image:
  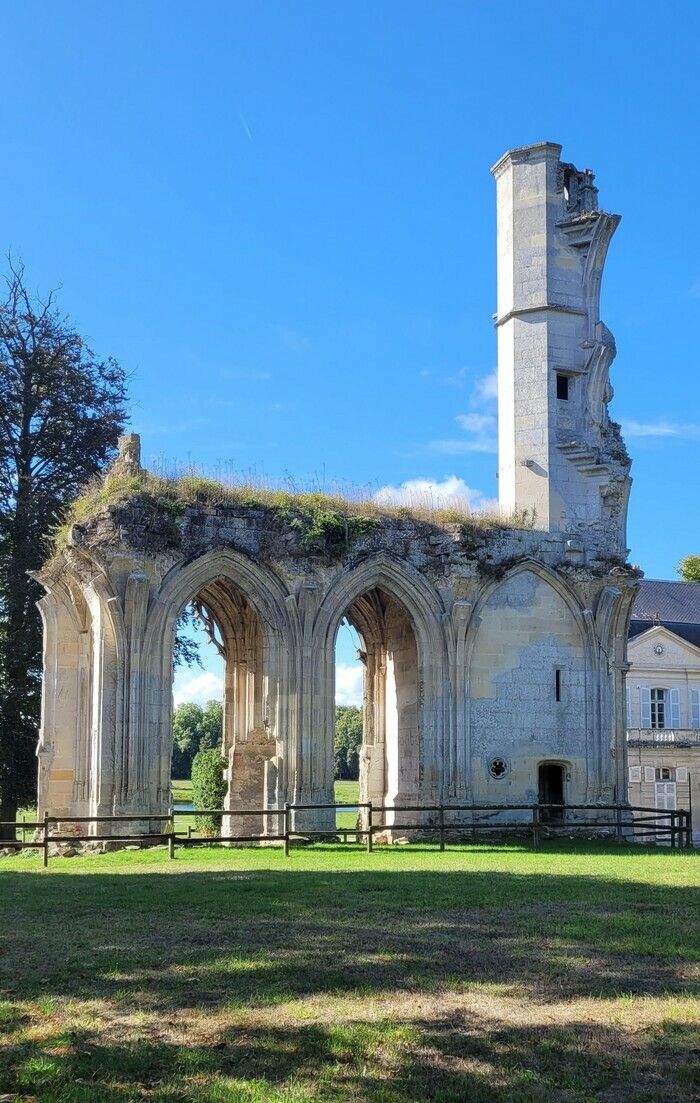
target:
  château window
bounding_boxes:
[556,374,569,400]
[650,688,667,729]
[555,668,562,702]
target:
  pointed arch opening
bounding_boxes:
[311,557,448,831]
[139,551,293,837]
[333,586,421,819]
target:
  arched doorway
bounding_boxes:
[171,577,274,837]
[333,586,421,825]
[140,550,293,837]
[538,762,566,823]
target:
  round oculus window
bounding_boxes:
[488,758,508,779]
[653,644,665,655]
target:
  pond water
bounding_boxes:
[174,801,194,812]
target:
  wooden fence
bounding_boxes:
[0,801,693,866]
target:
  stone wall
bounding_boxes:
[35,503,638,835]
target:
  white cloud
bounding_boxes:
[336,663,363,707]
[173,671,224,708]
[475,370,498,401]
[430,435,497,454]
[429,371,499,455]
[455,412,496,433]
[621,419,700,439]
[374,475,496,514]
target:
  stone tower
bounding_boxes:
[492,142,631,558]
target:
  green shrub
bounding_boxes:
[191,748,227,836]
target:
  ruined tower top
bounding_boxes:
[491,141,631,556]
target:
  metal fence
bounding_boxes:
[0,801,693,866]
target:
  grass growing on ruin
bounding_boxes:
[1,841,698,1102]
[51,466,510,557]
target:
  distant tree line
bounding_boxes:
[171,700,223,778]
[334,705,362,780]
[172,700,362,782]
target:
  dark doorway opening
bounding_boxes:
[538,763,565,823]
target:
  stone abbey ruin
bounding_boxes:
[35,142,639,836]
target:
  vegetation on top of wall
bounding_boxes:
[51,467,508,559]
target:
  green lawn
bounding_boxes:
[333,780,360,832]
[172,779,193,804]
[169,780,360,835]
[0,841,698,1102]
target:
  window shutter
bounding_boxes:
[628,765,641,783]
[670,688,680,727]
[626,686,632,725]
[639,687,651,728]
[676,766,688,784]
[691,689,700,729]
[644,765,655,783]
[655,781,676,811]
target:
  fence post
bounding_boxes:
[366,802,373,853]
[21,816,26,844]
[43,811,50,868]
[439,805,445,852]
[168,813,175,860]
[615,804,623,843]
[284,802,290,857]
[531,805,539,851]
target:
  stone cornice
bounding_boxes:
[494,303,587,327]
[491,141,562,178]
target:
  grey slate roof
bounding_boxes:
[629,579,700,649]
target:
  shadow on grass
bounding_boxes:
[2,1014,698,1101]
[1,868,699,1004]
[0,862,698,1100]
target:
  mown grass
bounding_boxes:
[0,841,698,1102]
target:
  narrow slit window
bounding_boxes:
[556,374,569,400]
[555,668,562,702]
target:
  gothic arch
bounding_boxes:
[137,549,297,822]
[303,554,449,814]
[464,560,599,803]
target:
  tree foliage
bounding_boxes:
[0,261,127,832]
[173,604,203,670]
[334,705,362,780]
[171,699,223,778]
[678,555,700,582]
[191,747,227,835]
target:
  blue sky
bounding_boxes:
[3,1,699,704]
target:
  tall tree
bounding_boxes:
[0,261,127,834]
[678,555,700,583]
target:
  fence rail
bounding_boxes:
[0,801,693,866]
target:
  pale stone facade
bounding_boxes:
[35,143,639,836]
[626,581,700,843]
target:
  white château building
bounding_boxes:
[627,579,700,841]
